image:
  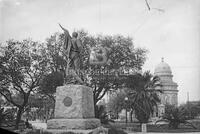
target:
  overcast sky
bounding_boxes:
[0,0,200,104]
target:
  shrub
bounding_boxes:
[25,129,41,134]
[25,130,77,134]
[108,127,127,134]
[0,107,16,127]
[95,105,114,124]
[156,104,197,129]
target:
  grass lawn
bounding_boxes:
[2,120,200,133]
[104,121,200,133]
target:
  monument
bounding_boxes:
[47,24,101,132]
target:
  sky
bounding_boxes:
[0,0,200,104]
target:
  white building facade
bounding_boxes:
[154,58,178,117]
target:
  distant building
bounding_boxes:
[154,58,179,117]
[103,58,179,121]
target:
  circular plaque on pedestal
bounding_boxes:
[63,96,72,107]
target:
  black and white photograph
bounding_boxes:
[0,0,200,133]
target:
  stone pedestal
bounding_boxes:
[47,85,101,130]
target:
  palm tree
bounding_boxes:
[155,104,197,129]
[124,71,162,123]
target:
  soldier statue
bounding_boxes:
[59,24,84,85]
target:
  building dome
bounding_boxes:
[154,58,172,76]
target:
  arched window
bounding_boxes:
[165,95,169,104]
[172,94,177,105]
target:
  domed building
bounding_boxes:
[154,58,178,117]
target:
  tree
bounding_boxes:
[124,71,162,123]
[0,39,48,129]
[179,101,200,119]
[40,30,147,118]
[107,90,128,120]
[37,32,66,100]
[80,31,147,108]
[38,71,64,103]
[0,107,12,127]
[187,101,200,119]
[27,93,55,122]
[156,104,197,129]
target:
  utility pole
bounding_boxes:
[124,97,128,125]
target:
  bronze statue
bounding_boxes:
[59,24,84,85]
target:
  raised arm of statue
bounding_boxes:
[58,23,70,37]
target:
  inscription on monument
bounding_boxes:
[63,96,72,107]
